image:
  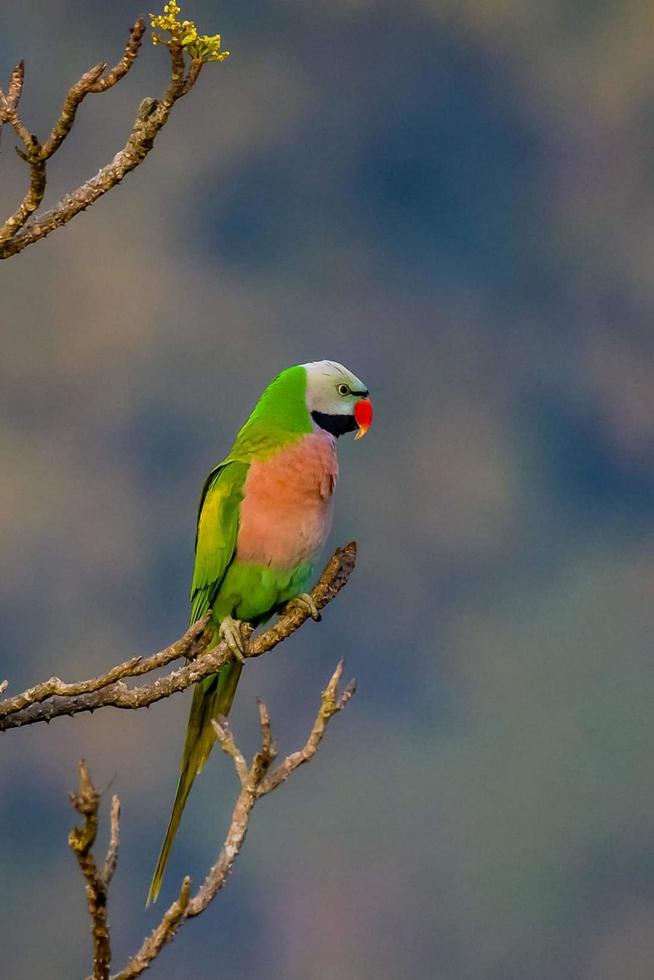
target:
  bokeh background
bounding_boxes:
[2,1,654,977]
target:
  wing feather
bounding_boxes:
[189,460,249,625]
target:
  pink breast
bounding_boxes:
[236,432,338,567]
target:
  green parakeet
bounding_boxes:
[147,360,372,904]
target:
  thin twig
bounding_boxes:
[0,544,357,731]
[256,698,276,765]
[41,62,108,160]
[181,58,204,96]
[0,79,46,244]
[212,716,249,786]
[41,17,145,165]
[89,19,146,92]
[0,78,32,146]
[112,661,356,978]
[7,61,25,108]
[257,661,356,795]
[190,659,355,916]
[103,796,121,886]
[69,762,114,980]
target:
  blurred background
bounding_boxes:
[2,1,654,977]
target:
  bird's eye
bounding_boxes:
[337,383,350,396]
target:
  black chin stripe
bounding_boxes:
[311,410,358,437]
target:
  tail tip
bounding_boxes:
[146,880,160,908]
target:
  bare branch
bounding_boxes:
[212,716,249,786]
[69,761,113,980]
[256,698,277,765]
[103,796,121,886]
[0,148,46,244]
[0,544,357,732]
[0,14,227,259]
[112,662,355,977]
[0,613,211,722]
[112,877,191,980]
[258,660,357,795]
[164,41,186,104]
[40,62,109,160]
[187,660,355,916]
[0,72,32,146]
[41,18,145,164]
[89,19,146,93]
[7,61,25,108]
[181,58,204,96]
[0,78,46,244]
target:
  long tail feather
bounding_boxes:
[147,660,243,905]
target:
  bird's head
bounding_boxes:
[303,360,373,440]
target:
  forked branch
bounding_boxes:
[69,762,121,980]
[0,4,229,259]
[70,663,355,979]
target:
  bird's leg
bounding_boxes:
[287,592,322,622]
[219,616,248,662]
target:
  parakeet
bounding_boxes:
[147,360,372,904]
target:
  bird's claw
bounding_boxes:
[219,616,248,662]
[288,592,322,622]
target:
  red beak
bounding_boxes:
[354,398,373,439]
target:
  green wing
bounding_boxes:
[189,459,249,626]
[147,459,249,907]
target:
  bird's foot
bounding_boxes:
[219,616,248,662]
[288,592,321,622]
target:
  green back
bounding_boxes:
[189,365,312,625]
[228,364,312,462]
